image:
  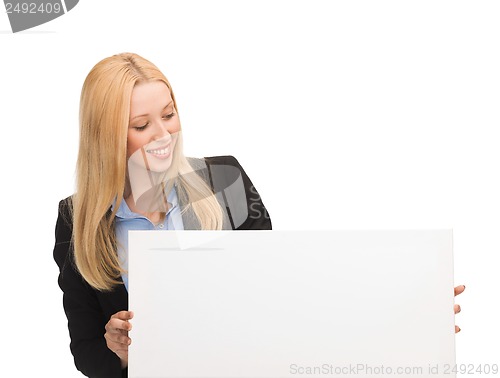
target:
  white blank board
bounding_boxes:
[129,230,456,378]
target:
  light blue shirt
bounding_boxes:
[112,187,184,291]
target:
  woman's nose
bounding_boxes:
[152,119,172,139]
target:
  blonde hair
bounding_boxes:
[73,52,224,291]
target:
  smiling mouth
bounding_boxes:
[146,144,171,158]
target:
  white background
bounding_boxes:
[0,0,498,377]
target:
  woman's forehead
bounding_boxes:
[130,81,172,114]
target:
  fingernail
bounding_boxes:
[462,285,466,290]
[458,327,461,332]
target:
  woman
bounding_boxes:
[54,52,465,378]
[53,52,272,378]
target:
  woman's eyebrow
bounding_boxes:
[130,101,173,121]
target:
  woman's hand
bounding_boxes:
[104,310,134,369]
[454,285,465,333]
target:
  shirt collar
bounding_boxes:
[112,185,179,220]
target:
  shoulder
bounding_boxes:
[195,155,272,230]
[58,195,73,218]
[55,196,73,237]
[53,195,74,270]
[185,155,248,186]
[202,155,250,180]
[202,155,241,167]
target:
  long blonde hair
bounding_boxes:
[72,52,224,291]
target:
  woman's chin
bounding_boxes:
[147,155,174,173]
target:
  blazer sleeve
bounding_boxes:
[53,199,126,378]
[205,155,272,230]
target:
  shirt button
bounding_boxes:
[158,223,164,229]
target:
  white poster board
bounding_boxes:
[129,230,455,378]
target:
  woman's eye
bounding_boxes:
[163,112,175,120]
[134,123,148,131]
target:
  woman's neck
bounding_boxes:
[124,194,168,225]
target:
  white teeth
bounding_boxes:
[147,146,170,155]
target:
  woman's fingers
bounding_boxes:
[104,310,133,368]
[104,332,131,348]
[106,311,134,332]
[453,287,464,334]
[112,310,134,321]
[105,310,134,354]
[104,328,131,344]
[111,310,134,329]
[106,317,132,333]
[454,285,466,296]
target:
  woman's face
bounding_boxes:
[127,81,180,172]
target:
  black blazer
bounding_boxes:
[53,156,272,378]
